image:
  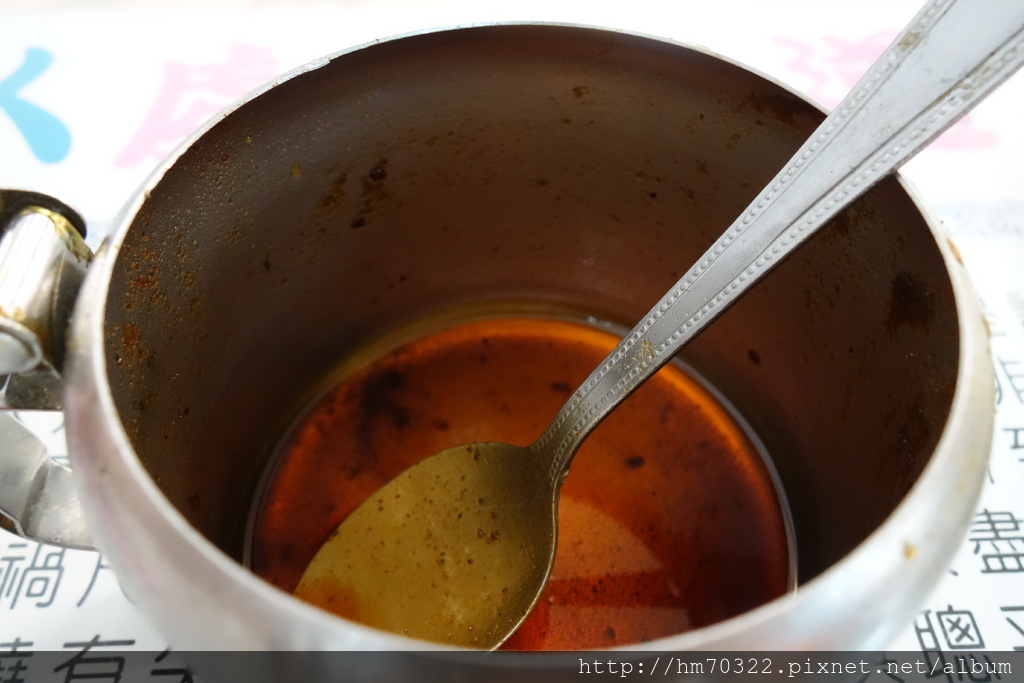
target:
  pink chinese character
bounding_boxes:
[115,44,280,168]
[775,32,996,151]
[776,32,895,109]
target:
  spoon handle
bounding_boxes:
[534,0,1024,481]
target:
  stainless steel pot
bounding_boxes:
[0,22,994,676]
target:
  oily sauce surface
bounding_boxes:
[250,317,790,650]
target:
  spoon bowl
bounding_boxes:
[296,442,555,648]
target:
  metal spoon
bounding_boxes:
[294,0,1024,649]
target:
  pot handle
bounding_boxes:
[0,190,93,549]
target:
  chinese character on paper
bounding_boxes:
[1005,427,1024,453]
[995,357,1024,407]
[914,609,957,682]
[115,44,280,168]
[76,553,118,608]
[971,509,1024,573]
[774,32,995,150]
[0,47,71,163]
[776,31,895,108]
[936,605,986,650]
[1002,606,1024,652]
[0,543,65,609]
[55,635,135,683]
[0,638,34,683]
[150,649,194,683]
[914,609,1000,683]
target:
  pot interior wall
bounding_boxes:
[102,25,958,585]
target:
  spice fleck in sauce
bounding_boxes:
[250,317,791,650]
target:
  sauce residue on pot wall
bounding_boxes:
[250,317,791,650]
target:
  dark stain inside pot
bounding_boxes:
[248,315,793,650]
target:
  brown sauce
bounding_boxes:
[249,317,791,650]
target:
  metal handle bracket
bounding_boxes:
[0,190,94,548]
